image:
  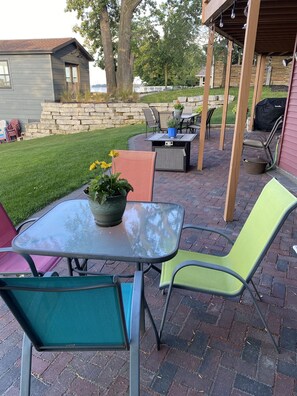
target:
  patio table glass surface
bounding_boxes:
[12,200,185,264]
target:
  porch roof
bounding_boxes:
[203,0,297,56]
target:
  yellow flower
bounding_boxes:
[89,162,97,171]
[109,150,119,158]
[100,161,112,169]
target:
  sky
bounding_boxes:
[2,0,106,85]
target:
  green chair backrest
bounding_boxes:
[0,275,132,351]
[228,178,297,281]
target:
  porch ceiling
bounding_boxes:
[204,0,297,56]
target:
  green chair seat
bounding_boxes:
[160,250,243,296]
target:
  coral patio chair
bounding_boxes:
[0,271,147,396]
[159,178,297,352]
[0,203,61,277]
[112,150,156,202]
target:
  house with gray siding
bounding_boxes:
[0,38,93,128]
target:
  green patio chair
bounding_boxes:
[0,272,145,396]
[159,178,297,352]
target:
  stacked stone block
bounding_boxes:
[24,96,234,139]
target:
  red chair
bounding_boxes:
[6,119,21,141]
[112,150,156,202]
[0,203,61,276]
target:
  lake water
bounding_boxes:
[91,85,107,93]
[91,85,177,93]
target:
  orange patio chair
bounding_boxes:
[112,150,156,202]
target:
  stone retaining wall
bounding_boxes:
[24,95,234,139]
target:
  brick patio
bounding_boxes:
[0,128,297,395]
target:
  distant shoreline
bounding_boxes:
[91,85,107,93]
[91,85,185,93]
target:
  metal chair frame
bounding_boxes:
[0,272,145,396]
[243,115,284,165]
[188,108,216,138]
[143,108,159,137]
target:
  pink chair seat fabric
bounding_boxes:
[0,203,61,276]
[0,251,60,275]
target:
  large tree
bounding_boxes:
[133,0,203,87]
[66,0,143,94]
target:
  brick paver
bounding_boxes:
[1,128,297,395]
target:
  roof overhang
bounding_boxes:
[0,38,94,61]
[202,0,297,56]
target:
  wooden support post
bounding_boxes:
[219,40,233,150]
[197,26,215,170]
[224,0,261,222]
[249,54,266,131]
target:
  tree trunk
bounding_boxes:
[164,64,168,88]
[100,5,117,94]
[117,0,142,94]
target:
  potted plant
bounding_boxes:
[85,150,133,227]
[194,105,203,115]
[173,100,184,117]
[167,118,180,138]
[232,104,251,131]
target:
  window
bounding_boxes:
[65,64,79,83]
[0,61,11,88]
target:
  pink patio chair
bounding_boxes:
[0,203,61,276]
[6,119,21,141]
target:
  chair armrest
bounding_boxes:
[43,271,60,277]
[0,247,13,253]
[16,218,39,233]
[0,247,39,276]
[171,260,246,290]
[182,224,234,245]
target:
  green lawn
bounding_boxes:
[141,86,288,124]
[2,85,288,224]
[0,125,144,224]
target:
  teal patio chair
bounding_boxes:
[159,178,297,352]
[0,272,147,396]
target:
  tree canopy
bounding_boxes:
[66,0,204,92]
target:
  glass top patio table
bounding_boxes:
[12,200,185,264]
